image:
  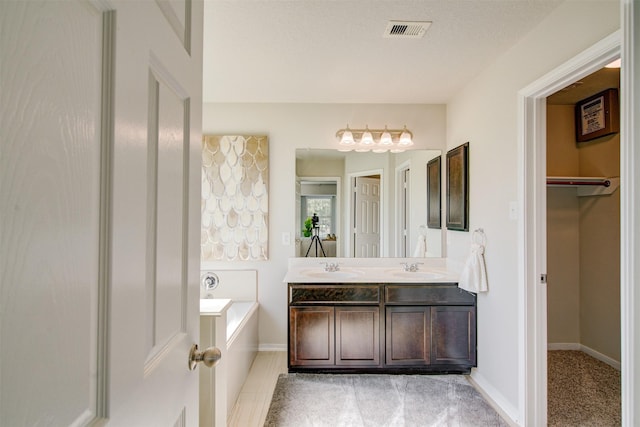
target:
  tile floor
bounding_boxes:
[227,351,288,427]
[225,350,621,427]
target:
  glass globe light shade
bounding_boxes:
[379,128,393,146]
[360,129,374,145]
[399,128,413,146]
[340,129,355,145]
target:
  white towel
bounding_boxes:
[458,243,488,293]
[413,235,427,257]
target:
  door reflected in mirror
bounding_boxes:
[295,149,442,258]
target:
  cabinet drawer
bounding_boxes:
[385,284,475,305]
[290,285,380,304]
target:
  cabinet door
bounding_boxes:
[289,306,335,366]
[336,306,380,366]
[431,306,476,366]
[385,306,431,366]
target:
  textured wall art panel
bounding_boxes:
[201,135,269,261]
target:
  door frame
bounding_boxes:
[395,161,411,257]
[518,29,635,425]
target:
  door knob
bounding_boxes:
[188,344,221,370]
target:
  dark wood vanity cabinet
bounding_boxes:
[385,284,476,369]
[288,285,381,369]
[288,282,476,373]
[385,306,431,366]
[431,305,476,366]
[289,306,335,366]
[335,306,380,366]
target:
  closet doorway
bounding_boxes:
[545,63,621,426]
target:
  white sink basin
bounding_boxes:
[386,270,444,281]
[299,269,364,280]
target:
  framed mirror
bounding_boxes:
[427,156,442,229]
[295,149,442,258]
[446,142,469,232]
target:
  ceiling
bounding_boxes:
[202,0,564,104]
[547,67,620,105]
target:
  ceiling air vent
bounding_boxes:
[383,20,431,39]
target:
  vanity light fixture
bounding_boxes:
[398,126,414,147]
[336,125,414,152]
[339,126,355,145]
[360,126,374,146]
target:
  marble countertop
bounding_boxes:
[283,257,462,283]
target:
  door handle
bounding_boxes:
[188,344,221,370]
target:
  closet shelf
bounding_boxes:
[546,176,619,197]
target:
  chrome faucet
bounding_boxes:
[322,262,340,272]
[401,262,424,272]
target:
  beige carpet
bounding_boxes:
[548,350,621,426]
[264,373,508,426]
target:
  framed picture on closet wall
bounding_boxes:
[575,88,619,143]
[427,156,441,229]
[446,142,469,232]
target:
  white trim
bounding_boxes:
[546,342,581,351]
[395,160,410,257]
[96,9,116,422]
[469,371,519,426]
[517,30,622,426]
[620,1,637,423]
[581,346,622,371]
[258,344,287,352]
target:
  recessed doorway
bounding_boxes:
[545,63,621,426]
[518,30,633,426]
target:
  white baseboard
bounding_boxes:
[547,342,620,370]
[258,344,287,352]
[468,370,520,426]
[547,342,581,351]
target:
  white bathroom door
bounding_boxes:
[353,177,381,257]
[106,0,204,425]
[0,1,204,426]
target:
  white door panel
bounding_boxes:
[1,0,204,425]
[146,68,188,363]
[353,177,380,257]
[109,1,203,425]
[1,1,104,425]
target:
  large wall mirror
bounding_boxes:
[295,149,442,258]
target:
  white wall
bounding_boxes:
[202,103,446,348]
[446,0,619,420]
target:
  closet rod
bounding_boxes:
[546,178,611,187]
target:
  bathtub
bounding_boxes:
[225,301,259,417]
[199,298,259,427]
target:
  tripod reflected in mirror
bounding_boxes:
[305,213,326,257]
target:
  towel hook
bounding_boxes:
[472,228,486,246]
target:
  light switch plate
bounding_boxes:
[509,201,518,220]
[282,232,291,245]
